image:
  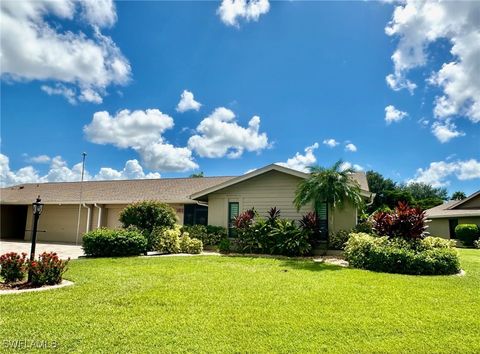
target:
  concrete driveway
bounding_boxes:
[0,240,84,259]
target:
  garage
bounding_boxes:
[0,204,28,240]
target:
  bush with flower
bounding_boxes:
[0,252,28,283]
[28,252,69,286]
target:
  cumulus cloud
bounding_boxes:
[84,109,198,172]
[277,143,319,173]
[385,1,480,123]
[345,143,357,152]
[0,0,130,104]
[385,105,408,124]
[408,159,480,187]
[431,120,465,143]
[0,153,160,187]
[217,0,270,27]
[26,155,51,164]
[323,139,339,148]
[188,107,269,158]
[176,90,202,113]
[340,161,364,172]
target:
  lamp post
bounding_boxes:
[28,196,44,283]
[75,152,87,245]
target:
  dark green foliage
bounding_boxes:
[329,230,351,250]
[28,252,69,286]
[269,219,312,256]
[353,220,374,234]
[299,212,321,244]
[181,224,227,246]
[189,172,204,178]
[455,224,480,246]
[295,160,363,212]
[119,201,177,250]
[345,233,460,275]
[218,238,231,253]
[82,228,147,257]
[450,191,467,200]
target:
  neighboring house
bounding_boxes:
[426,190,480,239]
[0,164,371,243]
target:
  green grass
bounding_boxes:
[1,250,479,353]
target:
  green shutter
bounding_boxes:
[317,202,327,220]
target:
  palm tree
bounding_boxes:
[294,160,363,236]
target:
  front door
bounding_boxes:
[448,219,458,239]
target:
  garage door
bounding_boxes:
[35,205,87,243]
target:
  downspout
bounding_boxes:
[366,192,376,206]
[94,203,103,229]
[196,201,208,207]
[82,203,92,233]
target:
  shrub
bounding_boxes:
[372,202,428,239]
[270,219,311,256]
[420,236,456,250]
[181,224,227,246]
[152,225,181,254]
[218,238,231,253]
[82,228,147,257]
[299,212,321,244]
[28,252,69,286]
[178,234,203,254]
[329,229,351,250]
[353,220,374,234]
[344,233,460,275]
[120,201,177,250]
[455,224,480,246]
[0,252,27,283]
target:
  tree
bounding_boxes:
[294,160,363,234]
[400,182,447,210]
[451,191,467,200]
[366,171,397,213]
[189,172,204,178]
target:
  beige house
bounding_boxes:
[426,190,480,239]
[0,164,371,243]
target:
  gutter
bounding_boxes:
[196,200,208,207]
[82,203,92,233]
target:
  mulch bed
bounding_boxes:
[0,281,45,291]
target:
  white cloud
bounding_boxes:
[27,155,51,164]
[84,109,174,149]
[408,159,480,187]
[188,107,269,158]
[385,105,408,124]
[385,1,480,123]
[84,109,198,172]
[431,120,465,143]
[0,0,130,104]
[345,143,357,152]
[41,84,77,104]
[323,139,339,148]
[0,153,161,187]
[176,90,202,113]
[340,161,364,172]
[217,0,270,27]
[277,143,319,173]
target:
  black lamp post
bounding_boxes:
[28,196,44,282]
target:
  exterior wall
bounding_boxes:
[456,195,480,209]
[329,202,357,234]
[206,170,358,231]
[104,203,185,229]
[428,217,480,239]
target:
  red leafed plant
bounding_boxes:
[0,252,28,283]
[373,202,428,239]
[234,209,256,229]
[267,207,281,224]
[28,252,69,286]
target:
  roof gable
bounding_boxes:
[447,190,480,210]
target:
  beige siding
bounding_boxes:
[428,216,480,239]
[457,195,480,209]
[206,170,357,231]
[329,202,357,234]
[105,205,126,229]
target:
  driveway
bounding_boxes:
[0,240,84,259]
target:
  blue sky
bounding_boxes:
[1,0,479,195]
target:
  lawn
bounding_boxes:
[1,250,479,353]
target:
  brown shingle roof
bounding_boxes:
[426,200,480,218]
[0,177,235,205]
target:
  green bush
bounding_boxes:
[28,252,69,286]
[455,224,480,246]
[83,228,147,257]
[120,201,177,250]
[329,230,351,250]
[344,233,460,275]
[218,238,231,253]
[152,225,181,254]
[179,234,203,254]
[181,224,227,246]
[270,219,311,256]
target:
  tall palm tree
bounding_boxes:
[294,160,363,235]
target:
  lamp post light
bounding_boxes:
[28,196,44,283]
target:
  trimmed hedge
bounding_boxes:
[344,233,460,275]
[455,224,479,246]
[181,225,227,246]
[82,228,147,257]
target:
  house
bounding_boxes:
[0,164,371,244]
[426,190,480,239]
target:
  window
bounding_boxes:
[228,202,239,237]
[183,204,208,226]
